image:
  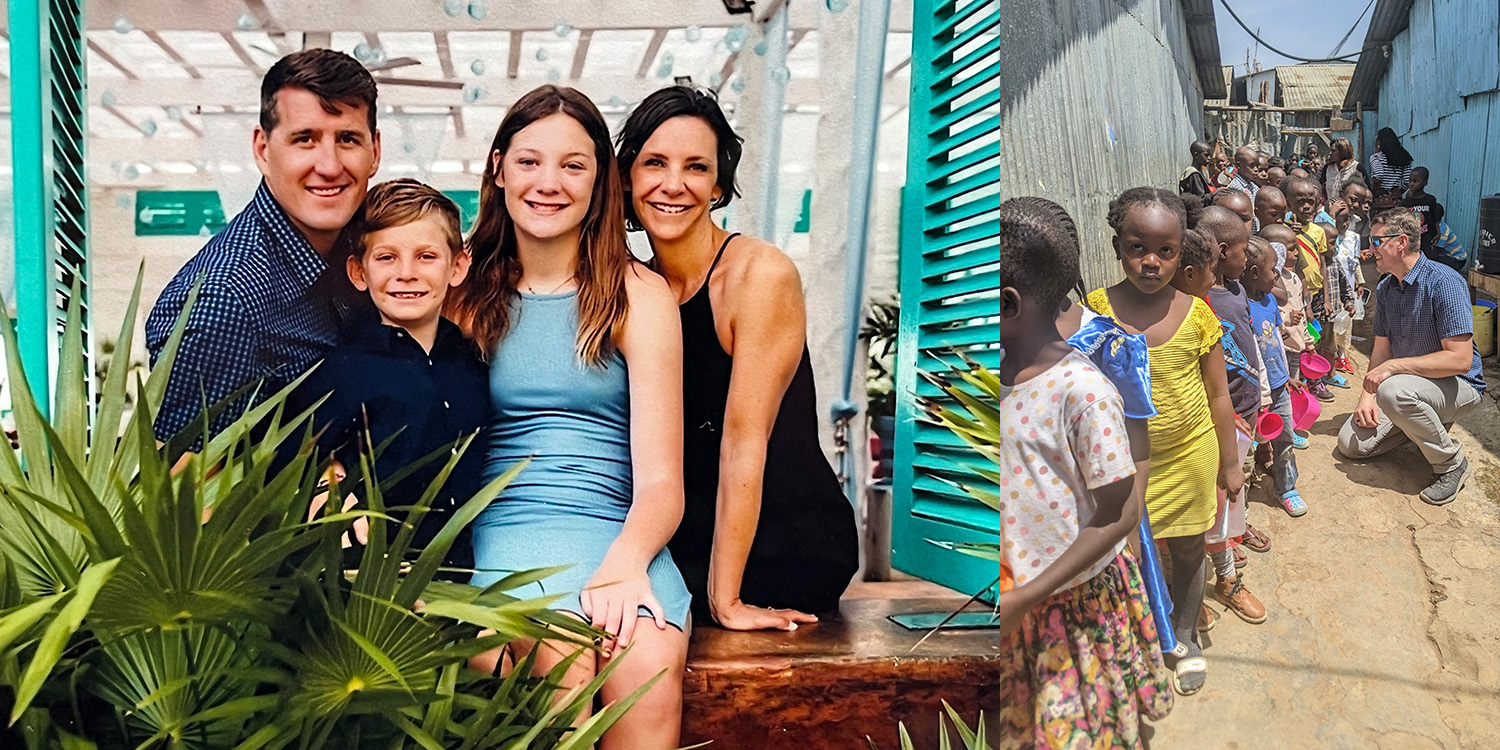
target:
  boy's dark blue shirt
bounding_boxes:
[290,317,491,569]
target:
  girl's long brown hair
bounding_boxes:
[446,85,631,365]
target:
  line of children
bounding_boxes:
[1000,183,1342,746]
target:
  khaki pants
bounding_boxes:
[1337,374,1482,473]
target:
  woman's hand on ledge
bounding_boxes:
[711,598,818,632]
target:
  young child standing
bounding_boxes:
[1087,187,1244,697]
[1197,207,1268,625]
[1403,166,1453,270]
[1260,224,1315,450]
[1243,236,1307,518]
[1284,178,1340,402]
[290,179,486,573]
[1329,182,1370,374]
[996,198,1171,748]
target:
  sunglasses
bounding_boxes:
[1370,234,1403,247]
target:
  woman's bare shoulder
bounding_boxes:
[718,235,802,295]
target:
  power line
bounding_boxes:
[1328,0,1378,57]
[1217,0,1368,64]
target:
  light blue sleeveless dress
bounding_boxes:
[469,290,692,630]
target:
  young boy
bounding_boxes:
[1403,166,1450,269]
[1328,182,1371,374]
[1196,206,1268,625]
[1254,186,1287,236]
[1181,140,1214,197]
[1243,236,1307,519]
[1284,178,1338,403]
[290,179,486,573]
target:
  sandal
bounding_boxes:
[1242,523,1272,553]
[1232,545,1248,569]
[1167,643,1208,696]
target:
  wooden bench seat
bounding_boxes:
[681,581,1003,748]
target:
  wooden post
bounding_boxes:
[860,483,892,582]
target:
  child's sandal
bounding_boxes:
[1242,523,1272,553]
[1167,644,1208,696]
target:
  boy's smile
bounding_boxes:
[348,214,471,349]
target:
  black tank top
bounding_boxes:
[669,233,859,615]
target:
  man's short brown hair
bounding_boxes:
[1373,207,1422,252]
[355,179,464,259]
[260,48,378,134]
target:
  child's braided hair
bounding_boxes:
[1107,186,1187,234]
[1000,197,1081,316]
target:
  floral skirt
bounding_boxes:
[997,549,1173,750]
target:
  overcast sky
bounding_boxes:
[1214,0,1376,75]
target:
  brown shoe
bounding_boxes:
[1213,573,1267,624]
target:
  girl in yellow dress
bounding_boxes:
[1086,187,1244,697]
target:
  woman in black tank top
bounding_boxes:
[615,87,858,630]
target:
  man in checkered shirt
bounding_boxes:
[1337,208,1487,506]
[146,49,381,446]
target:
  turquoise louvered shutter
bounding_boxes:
[10,0,91,413]
[892,0,1000,596]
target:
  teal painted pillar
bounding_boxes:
[9,0,91,414]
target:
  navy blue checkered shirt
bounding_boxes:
[1372,253,1486,394]
[145,181,375,444]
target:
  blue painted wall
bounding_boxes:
[1372,0,1500,254]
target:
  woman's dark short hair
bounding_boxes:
[615,86,743,231]
[261,48,378,135]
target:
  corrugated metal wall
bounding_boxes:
[1204,109,1283,154]
[1372,0,1500,253]
[1000,0,1206,289]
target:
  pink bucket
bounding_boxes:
[1300,351,1332,381]
[1290,386,1321,430]
[1256,410,1284,441]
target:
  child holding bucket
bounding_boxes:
[993,198,1171,748]
[1087,187,1244,696]
[1198,206,1269,625]
[1244,235,1307,519]
[1261,224,1318,450]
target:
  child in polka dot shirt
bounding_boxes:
[995,198,1171,748]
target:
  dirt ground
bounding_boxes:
[1146,312,1500,749]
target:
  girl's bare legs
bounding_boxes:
[597,615,690,750]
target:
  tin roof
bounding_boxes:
[1276,64,1356,110]
[1205,65,1234,106]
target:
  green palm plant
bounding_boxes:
[866,702,991,750]
[0,269,648,750]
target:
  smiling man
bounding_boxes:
[145,49,381,444]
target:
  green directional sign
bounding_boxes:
[134,189,483,237]
[445,190,480,232]
[134,190,228,236]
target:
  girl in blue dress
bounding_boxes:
[446,85,690,749]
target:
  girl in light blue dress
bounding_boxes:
[445,84,689,750]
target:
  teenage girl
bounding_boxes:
[451,85,688,749]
